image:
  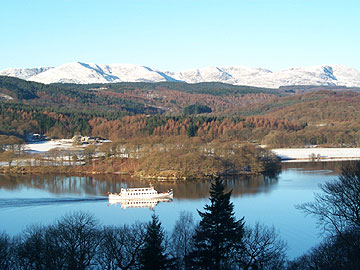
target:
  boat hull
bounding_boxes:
[109,191,173,200]
[108,197,173,209]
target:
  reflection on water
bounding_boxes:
[1,161,349,199]
[108,198,173,210]
[0,174,279,199]
[281,160,350,174]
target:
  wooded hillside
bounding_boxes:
[1,76,359,147]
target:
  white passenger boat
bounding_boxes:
[108,184,173,200]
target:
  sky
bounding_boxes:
[1,0,359,71]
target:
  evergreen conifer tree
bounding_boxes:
[190,177,245,270]
[139,214,168,270]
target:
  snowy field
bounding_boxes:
[24,139,80,153]
[272,148,360,162]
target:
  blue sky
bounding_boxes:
[1,0,359,71]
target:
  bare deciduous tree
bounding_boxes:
[0,232,12,270]
[297,161,360,235]
[235,222,286,270]
[97,222,146,270]
[288,230,360,270]
[55,211,101,270]
[170,211,195,270]
[15,225,48,270]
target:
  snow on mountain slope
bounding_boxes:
[326,64,360,87]
[252,64,360,88]
[165,67,237,84]
[29,62,170,84]
[165,66,272,85]
[1,62,360,88]
[164,64,360,88]
[102,64,169,82]
[0,67,53,80]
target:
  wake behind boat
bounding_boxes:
[108,184,173,201]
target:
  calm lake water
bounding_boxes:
[0,161,347,259]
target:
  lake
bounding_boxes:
[0,161,347,259]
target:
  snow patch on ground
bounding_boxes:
[272,148,360,162]
[24,140,77,153]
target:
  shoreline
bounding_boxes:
[0,164,264,180]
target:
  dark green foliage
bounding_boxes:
[262,152,282,178]
[0,76,159,114]
[190,177,245,269]
[144,115,170,135]
[0,76,39,100]
[139,214,168,270]
[73,81,282,97]
[0,102,102,138]
[186,123,198,137]
[183,104,212,115]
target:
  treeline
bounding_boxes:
[0,99,304,142]
[54,81,283,96]
[96,137,281,178]
[0,133,281,178]
[260,91,360,146]
[0,103,98,138]
[89,115,303,141]
[0,135,25,168]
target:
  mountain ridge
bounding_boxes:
[1,62,360,88]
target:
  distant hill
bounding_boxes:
[1,62,360,88]
[2,76,360,147]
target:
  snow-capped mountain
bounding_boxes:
[253,64,360,88]
[0,67,53,80]
[166,64,360,88]
[1,62,360,88]
[28,62,175,84]
[164,66,272,85]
